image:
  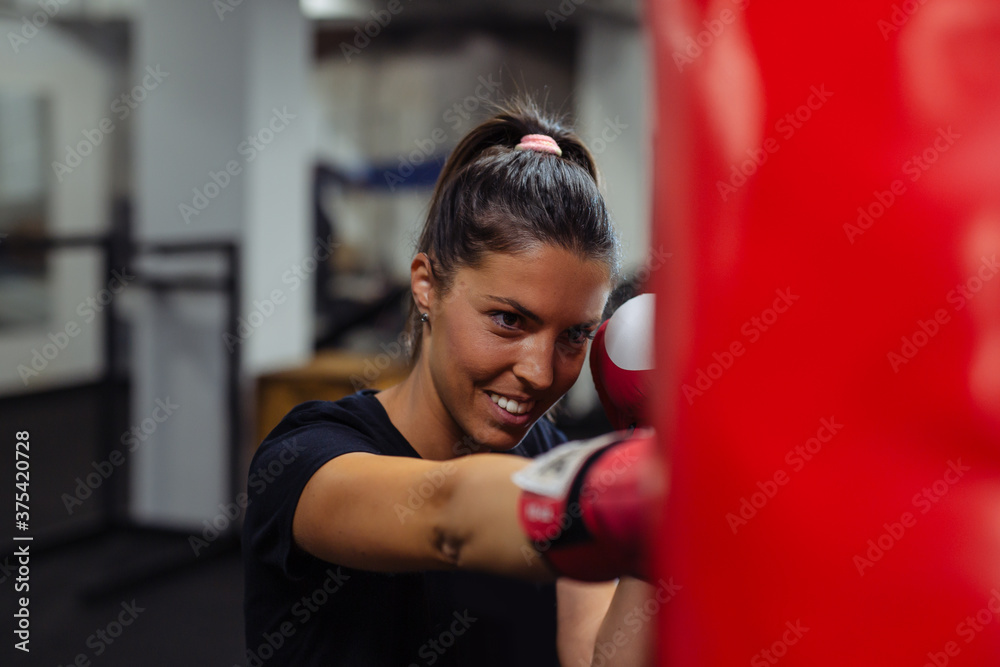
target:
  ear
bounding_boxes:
[411,252,435,313]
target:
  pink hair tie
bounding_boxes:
[515,133,563,157]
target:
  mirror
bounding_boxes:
[0,91,50,329]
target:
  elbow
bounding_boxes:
[426,466,471,570]
[431,525,467,569]
[423,453,528,574]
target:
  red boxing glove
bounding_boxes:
[590,293,655,430]
[513,429,660,582]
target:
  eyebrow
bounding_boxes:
[486,295,601,329]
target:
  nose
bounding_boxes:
[512,335,556,392]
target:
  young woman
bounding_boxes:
[242,99,651,666]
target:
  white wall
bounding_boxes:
[131,0,312,528]
[568,19,651,416]
[243,2,314,375]
[578,18,651,272]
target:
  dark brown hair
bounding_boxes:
[407,97,621,360]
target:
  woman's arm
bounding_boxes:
[556,578,618,666]
[292,451,554,580]
[588,576,657,666]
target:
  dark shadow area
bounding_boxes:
[3,532,243,666]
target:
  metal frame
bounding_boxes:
[0,231,242,596]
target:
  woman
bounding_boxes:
[242,99,651,666]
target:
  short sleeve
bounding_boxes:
[243,420,379,580]
[510,417,569,459]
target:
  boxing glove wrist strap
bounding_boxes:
[513,429,656,580]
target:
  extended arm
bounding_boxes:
[293,451,552,580]
[293,430,656,583]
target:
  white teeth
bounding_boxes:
[489,392,531,415]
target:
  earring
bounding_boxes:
[420,312,429,323]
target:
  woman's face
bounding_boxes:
[423,244,611,452]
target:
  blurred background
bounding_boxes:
[0,0,651,663]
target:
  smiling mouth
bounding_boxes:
[487,391,535,416]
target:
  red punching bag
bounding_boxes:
[649,0,1000,665]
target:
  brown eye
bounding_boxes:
[490,312,521,330]
[566,327,594,346]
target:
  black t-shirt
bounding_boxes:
[242,389,568,666]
